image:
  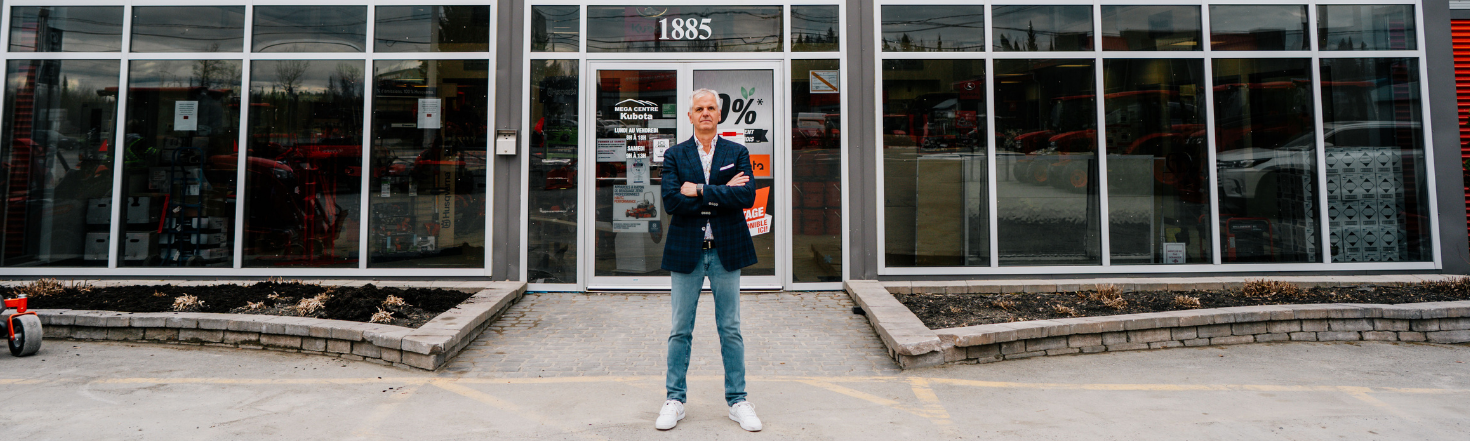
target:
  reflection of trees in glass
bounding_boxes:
[880,7,984,52]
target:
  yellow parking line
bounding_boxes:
[431,379,608,441]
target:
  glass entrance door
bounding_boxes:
[584,62,783,290]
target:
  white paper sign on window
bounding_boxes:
[174,101,198,131]
[418,99,441,129]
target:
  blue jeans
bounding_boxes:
[666,248,746,406]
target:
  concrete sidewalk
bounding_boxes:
[2,340,1466,439]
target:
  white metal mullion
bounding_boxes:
[357,63,373,270]
[1409,2,1441,268]
[1311,54,1331,264]
[232,5,257,268]
[485,2,498,277]
[577,58,590,289]
[837,0,848,283]
[778,60,792,288]
[985,57,999,267]
[1201,4,1222,265]
[1094,4,1112,266]
[107,6,138,269]
[519,7,534,283]
[872,4,888,274]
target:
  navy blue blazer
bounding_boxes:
[660,136,758,273]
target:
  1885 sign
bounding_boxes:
[587,6,783,52]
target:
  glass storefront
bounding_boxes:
[0,3,493,274]
[0,1,1452,282]
[878,1,1439,273]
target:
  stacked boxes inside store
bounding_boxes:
[1275,162,1318,263]
[1326,147,1405,262]
[793,151,841,238]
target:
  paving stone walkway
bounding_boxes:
[444,291,900,377]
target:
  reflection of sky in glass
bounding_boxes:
[531,6,580,52]
[992,5,1092,52]
[1101,5,1201,51]
[128,59,241,90]
[586,6,782,52]
[6,59,119,96]
[131,6,244,53]
[375,6,490,52]
[253,6,367,53]
[250,60,362,96]
[1210,5,1307,51]
[881,5,985,52]
[792,5,838,51]
[1318,5,1416,51]
[8,7,123,52]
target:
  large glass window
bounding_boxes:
[994,59,1100,266]
[791,60,841,281]
[882,59,989,267]
[992,6,1093,52]
[1103,59,1210,264]
[1210,5,1309,51]
[0,60,120,266]
[1318,5,1417,51]
[531,6,580,52]
[244,60,364,268]
[1213,58,1318,263]
[253,6,367,53]
[130,6,246,53]
[881,5,985,52]
[585,6,782,52]
[375,6,491,53]
[526,60,579,283]
[119,60,241,267]
[1320,58,1431,262]
[1100,5,1202,51]
[792,6,839,52]
[8,6,124,52]
[368,60,488,268]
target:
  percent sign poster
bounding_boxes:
[692,70,774,164]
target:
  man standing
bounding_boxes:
[654,88,762,432]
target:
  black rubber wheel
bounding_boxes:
[8,314,42,357]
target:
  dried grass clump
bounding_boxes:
[1416,277,1470,294]
[295,293,332,315]
[14,278,66,297]
[152,291,168,297]
[989,299,1016,311]
[369,307,395,324]
[245,301,265,310]
[1090,285,1127,310]
[266,292,285,301]
[172,294,204,312]
[1051,304,1079,317]
[1172,295,1201,309]
[1241,279,1302,298]
[382,295,407,308]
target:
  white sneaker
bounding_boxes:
[655,400,685,430]
[728,401,763,432]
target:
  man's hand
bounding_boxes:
[727,172,749,187]
[681,182,699,197]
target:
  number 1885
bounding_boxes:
[659,17,712,40]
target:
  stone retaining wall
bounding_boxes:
[846,280,1470,369]
[33,281,525,370]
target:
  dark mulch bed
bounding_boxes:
[9,281,475,328]
[898,281,1470,330]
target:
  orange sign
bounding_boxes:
[750,154,772,177]
[744,187,771,236]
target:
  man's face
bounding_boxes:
[688,94,720,134]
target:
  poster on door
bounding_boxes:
[693,70,774,159]
[744,187,771,236]
[613,184,661,221]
